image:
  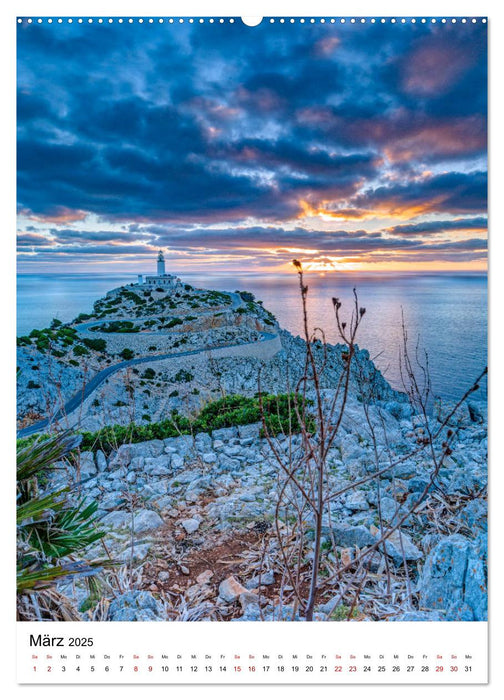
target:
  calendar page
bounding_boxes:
[15,8,488,686]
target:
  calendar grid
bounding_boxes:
[17,621,488,684]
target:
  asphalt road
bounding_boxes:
[17,330,277,439]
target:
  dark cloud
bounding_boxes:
[348,171,487,217]
[17,19,487,267]
[386,217,487,236]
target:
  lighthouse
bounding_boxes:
[157,250,166,276]
[139,250,182,292]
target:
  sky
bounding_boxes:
[17,18,487,274]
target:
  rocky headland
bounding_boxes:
[17,282,487,622]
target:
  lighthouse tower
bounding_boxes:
[140,250,181,292]
[157,250,166,276]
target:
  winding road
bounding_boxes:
[17,330,278,439]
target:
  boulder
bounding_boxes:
[181,518,200,534]
[132,509,164,534]
[108,591,163,621]
[195,433,212,451]
[101,492,125,511]
[345,491,369,511]
[238,422,261,439]
[79,451,97,479]
[245,570,275,589]
[458,499,487,532]
[171,454,185,470]
[95,450,108,472]
[371,525,422,565]
[212,426,239,441]
[100,510,131,530]
[417,534,487,620]
[144,455,172,475]
[218,575,248,603]
[324,524,376,549]
[164,435,193,459]
[377,496,406,525]
[118,542,152,563]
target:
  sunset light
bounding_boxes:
[17,20,487,274]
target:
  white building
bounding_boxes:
[138,251,182,291]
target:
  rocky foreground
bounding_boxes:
[50,391,487,623]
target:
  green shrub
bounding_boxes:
[119,348,134,360]
[27,380,41,390]
[91,320,139,333]
[36,338,50,352]
[165,317,183,329]
[172,369,194,383]
[142,368,156,379]
[122,290,143,305]
[21,392,314,457]
[82,338,107,352]
[17,336,32,346]
[73,344,89,357]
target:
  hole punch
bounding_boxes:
[241,17,263,27]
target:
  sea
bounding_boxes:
[17,271,487,402]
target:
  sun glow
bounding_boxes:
[299,258,362,272]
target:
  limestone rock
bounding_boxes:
[345,491,369,511]
[100,510,131,530]
[417,534,487,621]
[79,451,97,479]
[132,509,164,534]
[118,542,152,562]
[212,426,238,441]
[181,518,200,534]
[371,525,422,564]
[245,570,275,589]
[324,524,376,549]
[238,422,261,439]
[108,590,163,621]
[96,449,108,472]
[218,575,248,603]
